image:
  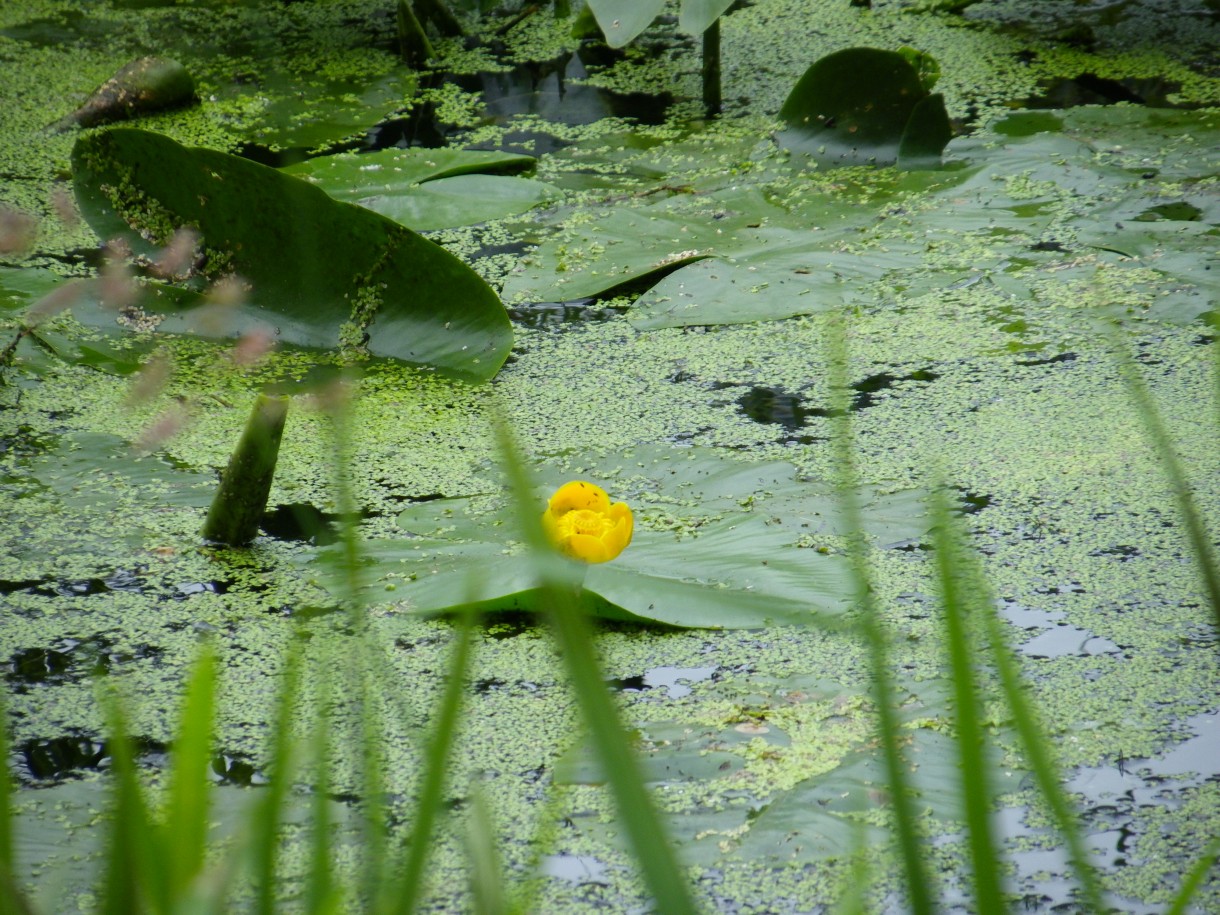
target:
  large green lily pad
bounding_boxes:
[70,129,513,380]
[302,446,929,629]
[507,108,1218,332]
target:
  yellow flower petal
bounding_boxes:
[542,481,633,563]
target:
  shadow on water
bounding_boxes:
[4,638,167,694]
[1020,73,1187,109]
[709,370,941,444]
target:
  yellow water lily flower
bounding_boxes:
[542,481,633,563]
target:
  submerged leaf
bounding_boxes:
[71,129,512,380]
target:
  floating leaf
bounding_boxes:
[71,129,512,380]
[282,147,537,197]
[362,174,559,232]
[778,47,951,168]
[586,0,737,47]
[280,148,557,230]
[301,447,928,629]
[501,184,873,306]
[221,69,419,152]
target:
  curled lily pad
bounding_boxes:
[50,56,196,133]
[71,129,512,380]
[778,47,952,168]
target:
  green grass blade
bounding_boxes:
[386,609,476,915]
[975,565,1108,910]
[1166,837,1220,915]
[163,645,217,903]
[100,692,167,914]
[305,678,337,915]
[251,634,305,915]
[831,818,872,915]
[0,688,13,905]
[494,418,702,915]
[464,785,509,915]
[824,314,936,915]
[323,377,390,908]
[928,486,1006,911]
[1109,323,1220,631]
[357,665,388,908]
[0,689,38,915]
[506,772,567,915]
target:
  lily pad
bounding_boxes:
[501,183,878,306]
[678,0,738,35]
[221,68,419,153]
[281,147,538,197]
[280,147,557,230]
[778,48,952,168]
[302,447,929,629]
[71,129,512,380]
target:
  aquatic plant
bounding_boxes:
[70,129,514,381]
[778,47,952,167]
[541,480,634,563]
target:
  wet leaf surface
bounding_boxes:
[70,129,513,379]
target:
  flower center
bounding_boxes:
[562,509,612,538]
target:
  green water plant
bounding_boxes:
[302,443,933,627]
[1109,321,1220,632]
[584,0,736,115]
[70,129,513,381]
[48,57,196,133]
[493,418,700,915]
[778,47,952,168]
[201,393,291,547]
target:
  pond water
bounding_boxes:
[1,0,1219,912]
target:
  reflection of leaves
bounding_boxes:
[303,447,929,629]
[71,129,512,380]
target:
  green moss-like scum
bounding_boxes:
[4,0,1220,910]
